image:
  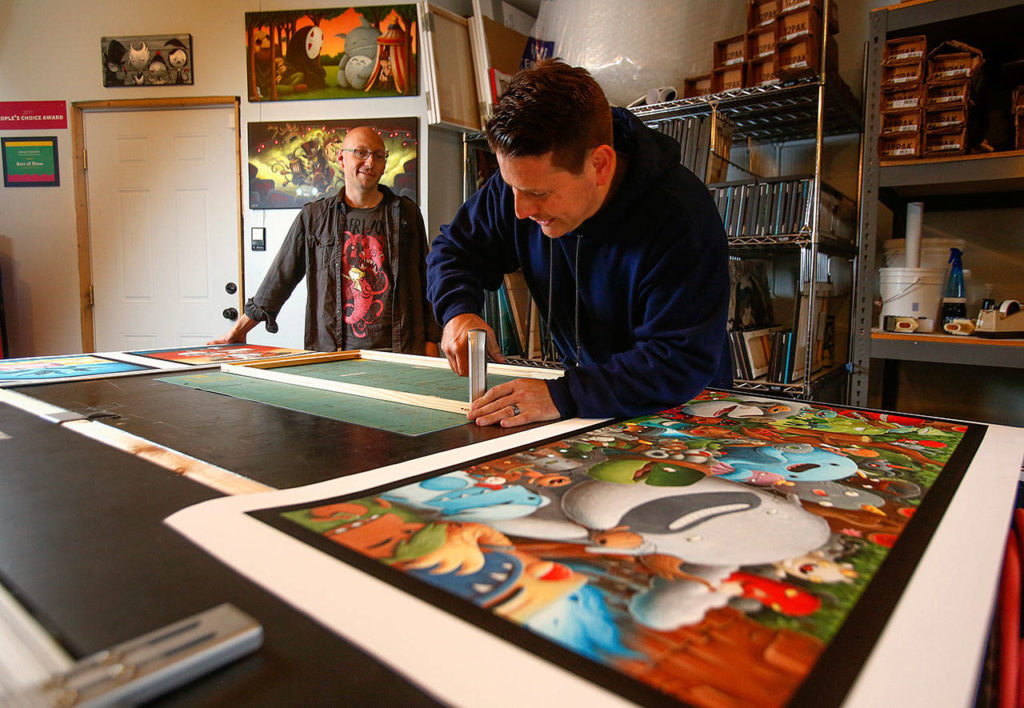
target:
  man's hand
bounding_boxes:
[208,313,257,345]
[469,378,560,428]
[440,313,503,376]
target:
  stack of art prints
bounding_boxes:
[129,343,308,366]
[0,354,154,387]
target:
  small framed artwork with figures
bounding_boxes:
[101,34,194,87]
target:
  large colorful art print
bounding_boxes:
[130,343,308,366]
[247,118,418,208]
[0,354,153,386]
[253,391,983,706]
[245,6,417,102]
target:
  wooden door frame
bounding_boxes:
[71,96,244,352]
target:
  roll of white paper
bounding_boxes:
[646,86,677,105]
[905,202,923,269]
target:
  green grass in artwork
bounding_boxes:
[273,86,416,100]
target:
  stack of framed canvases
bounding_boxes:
[166,382,1019,706]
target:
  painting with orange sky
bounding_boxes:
[245,6,417,101]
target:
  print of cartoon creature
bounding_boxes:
[714,442,858,486]
[336,17,380,89]
[282,25,326,91]
[125,40,150,85]
[342,232,389,338]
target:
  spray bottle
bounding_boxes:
[940,247,967,327]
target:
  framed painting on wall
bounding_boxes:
[247,117,418,209]
[245,5,418,102]
[1,136,59,188]
[101,34,193,87]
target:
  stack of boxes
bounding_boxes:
[713,34,747,93]
[879,37,985,160]
[747,4,778,88]
[923,41,983,156]
[774,0,839,84]
[681,0,839,98]
[878,35,927,160]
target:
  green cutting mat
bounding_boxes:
[276,358,519,400]
[158,371,470,436]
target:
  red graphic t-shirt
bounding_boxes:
[341,204,392,349]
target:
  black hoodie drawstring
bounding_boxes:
[546,236,582,366]
[573,234,582,364]
[546,238,554,363]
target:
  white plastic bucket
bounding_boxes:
[881,238,965,270]
[879,267,944,332]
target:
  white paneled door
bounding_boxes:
[85,106,240,351]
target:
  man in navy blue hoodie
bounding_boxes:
[427,60,731,427]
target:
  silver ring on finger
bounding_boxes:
[510,403,521,416]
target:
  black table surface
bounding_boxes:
[17,369,531,489]
[0,401,442,705]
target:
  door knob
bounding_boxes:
[223,307,238,321]
[225,282,238,294]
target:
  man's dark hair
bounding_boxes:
[485,59,612,174]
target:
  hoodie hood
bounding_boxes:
[582,107,688,235]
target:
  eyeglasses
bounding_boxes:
[342,148,389,162]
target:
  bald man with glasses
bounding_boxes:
[214,126,440,355]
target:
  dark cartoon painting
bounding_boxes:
[245,6,417,102]
[247,118,418,209]
[256,391,981,706]
[102,34,193,87]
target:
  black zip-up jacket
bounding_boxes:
[244,185,440,353]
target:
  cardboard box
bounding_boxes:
[748,55,780,87]
[777,8,821,44]
[924,106,968,133]
[778,0,839,32]
[924,129,968,155]
[748,0,779,29]
[776,35,836,80]
[926,81,970,108]
[881,86,925,112]
[927,40,983,84]
[883,35,927,66]
[881,61,924,90]
[747,25,776,60]
[714,34,747,68]
[881,109,923,136]
[879,132,921,160]
[712,64,746,93]
[928,53,983,83]
[683,74,713,98]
